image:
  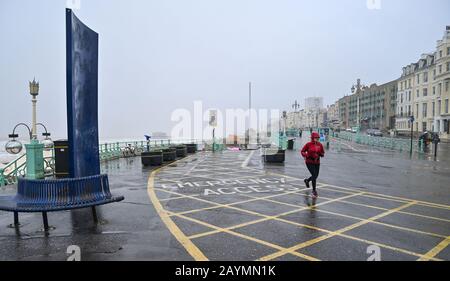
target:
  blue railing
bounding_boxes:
[1,139,197,187]
[333,131,424,153]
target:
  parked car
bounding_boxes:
[366,129,374,136]
[372,129,383,137]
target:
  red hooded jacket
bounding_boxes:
[301,132,325,164]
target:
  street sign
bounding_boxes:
[209,110,217,127]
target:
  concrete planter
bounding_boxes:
[262,149,285,163]
[185,143,198,153]
[141,151,163,166]
[171,145,187,158]
[162,148,177,162]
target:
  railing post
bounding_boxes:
[0,168,5,186]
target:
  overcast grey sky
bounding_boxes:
[1,0,449,140]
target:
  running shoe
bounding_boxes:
[304,179,310,188]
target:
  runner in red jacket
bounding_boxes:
[301,132,324,198]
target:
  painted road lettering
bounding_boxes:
[203,184,301,196]
[161,177,287,190]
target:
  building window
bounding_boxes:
[439,65,442,74]
[408,105,411,116]
[446,81,449,92]
[433,86,436,95]
[416,104,419,118]
[401,93,403,103]
[417,89,419,97]
[423,88,428,96]
[446,99,449,114]
[422,103,427,118]
[424,72,428,83]
[438,100,441,115]
[448,47,450,56]
[432,102,435,116]
[447,62,450,72]
[416,74,420,84]
[440,50,443,58]
[439,83,442,96]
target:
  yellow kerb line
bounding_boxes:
[258,201,418,261]
[147,155,208,261]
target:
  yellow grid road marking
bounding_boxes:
[324,184,450,210]
[158,187,362,223]
[156,188,364,239]
[418,236,450,261]
[256,169,450,210]
[163,188,311,217]
[237,193,448,239]
[258,201,417,261]
[166,210,320,261]
[318,187,450,223]
[149,151,448,261]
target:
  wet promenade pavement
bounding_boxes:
[0,138,449,261]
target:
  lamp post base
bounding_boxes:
[25,139,45,179]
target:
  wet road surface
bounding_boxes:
[0,138,449,261]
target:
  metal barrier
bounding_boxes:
[0,139,197,187]
[0,150,54,187]
[333,131,424,153]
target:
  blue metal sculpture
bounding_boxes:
[66,8,100,177]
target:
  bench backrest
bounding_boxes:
[16,174,112,206]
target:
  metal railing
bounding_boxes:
[0,139,197,187]
[0,149,54,187]
[333,131,424,153]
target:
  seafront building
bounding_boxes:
[284,27,450,137]
[396,26,450,139]
[337,78,397,132]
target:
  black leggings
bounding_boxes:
[306,163,320,190]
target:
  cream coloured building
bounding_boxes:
[395,26,450,139]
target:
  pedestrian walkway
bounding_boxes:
[149,150,450,261]
[1,148,449,261]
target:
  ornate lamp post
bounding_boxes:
[4,79,53,180]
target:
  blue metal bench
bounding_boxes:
[0,174,124,231]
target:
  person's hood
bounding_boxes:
[311,132,320,139]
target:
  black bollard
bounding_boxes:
[434,142,438,158]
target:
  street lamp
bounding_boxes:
[5,123,53,155]
[30,78,39,139]
[3,79,53,180]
